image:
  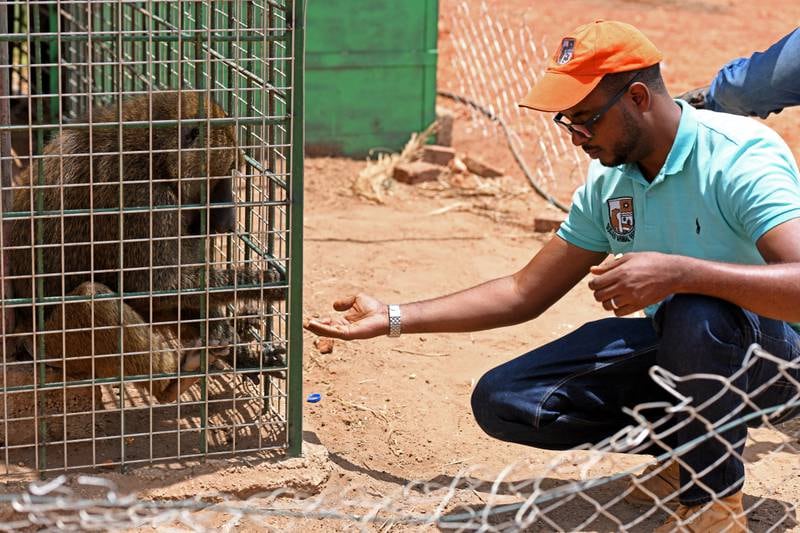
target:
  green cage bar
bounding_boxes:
[287,0,304,458]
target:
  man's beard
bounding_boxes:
[599,108,642,168]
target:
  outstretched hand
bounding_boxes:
[304,293,389,340]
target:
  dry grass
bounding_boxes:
[352,121,440,203]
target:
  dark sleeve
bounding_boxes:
[706,28,800,118]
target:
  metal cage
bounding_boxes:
[0,0,304,476]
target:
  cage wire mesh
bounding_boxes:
[440,2,589,209]
[0,345,798,531]
[0,0,304,476]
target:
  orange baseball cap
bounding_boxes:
[519,20,663,112]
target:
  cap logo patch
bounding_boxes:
[556,38,576,64]
[606,197,635,242]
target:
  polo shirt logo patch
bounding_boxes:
[606,197,635,242]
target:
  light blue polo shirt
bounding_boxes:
[557,99,800,315]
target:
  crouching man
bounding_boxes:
[307,20,800,532]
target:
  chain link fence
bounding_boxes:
[1,343,797,531]
[440,1,590,211]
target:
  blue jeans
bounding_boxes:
[471,294,800,505]
[706,28,800,118]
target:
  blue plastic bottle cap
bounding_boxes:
[307,393,322,403]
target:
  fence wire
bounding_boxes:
[1,343,798,532]
[441,1,590,209]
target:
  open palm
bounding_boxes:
[305,293,388,340]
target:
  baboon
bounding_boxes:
[8,91,286,401]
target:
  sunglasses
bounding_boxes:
[553,71,642,140]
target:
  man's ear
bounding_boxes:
[629,82,651,111]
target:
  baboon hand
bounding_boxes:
[262,265,287,300]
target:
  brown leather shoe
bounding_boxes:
[653,491,746,532]
[624,461,681,509]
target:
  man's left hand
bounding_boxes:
[588,252,689,316]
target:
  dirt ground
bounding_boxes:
[3,0,800,531]
[299,1,800,530]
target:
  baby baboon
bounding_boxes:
[8,91,286,401]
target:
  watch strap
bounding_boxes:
[387,304,402,337]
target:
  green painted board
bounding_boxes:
[305,0,438,157]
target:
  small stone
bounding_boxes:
[463,155,504,178]
[422,145,455,166]
[314,337,334,354]
[448,157,468,174]
[393,161,442,185]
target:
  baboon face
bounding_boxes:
[59,92,241,235]
[152,93,240,235]
[177,122,240,235]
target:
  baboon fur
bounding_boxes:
[8,91,285,401]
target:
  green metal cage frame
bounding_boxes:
[0,0,304,474]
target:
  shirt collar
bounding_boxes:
[662,99,697,176]
[621,99,698,185]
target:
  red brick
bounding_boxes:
[422,145,456,166]
[393,161,443,184]
[463,155,504,178]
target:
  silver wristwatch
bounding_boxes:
[387,304,402,337]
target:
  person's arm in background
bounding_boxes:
[680,28,800,118]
